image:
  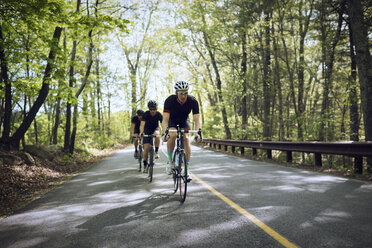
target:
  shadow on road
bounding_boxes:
[76,192,182,232]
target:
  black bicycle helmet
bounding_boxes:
[136,109,144,115]
[148,100,157,109]
[174,81,189,91]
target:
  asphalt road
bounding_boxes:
[0,144,371,248]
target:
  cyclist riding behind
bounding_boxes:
[140,100,163,172]
[162,81,202,180]
[131,109,144,159]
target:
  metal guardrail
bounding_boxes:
[202,138,372,174]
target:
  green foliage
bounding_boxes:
[1,0,370,174]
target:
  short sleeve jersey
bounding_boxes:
[131,116,141,132]
[142,111,163,134]
[163,95,199,124]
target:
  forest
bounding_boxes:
[0,0,371,170]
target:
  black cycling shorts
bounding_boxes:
[143,127,160,144]
[168,118,191,130]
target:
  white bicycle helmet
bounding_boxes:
[174,81,189,91]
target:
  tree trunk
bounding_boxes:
[347,0,372,170]
[202,29,231,139]
[64,0,81,151]
[262,6,272,140]
[69,22,94,154]
[52,97,61,144]
[240,29,248,139]
[273,27,284,140]
[70,104,78,154]
[319,1,343,141]
[96,51,101,131]
[347,19,359,142]
[9,27,63,149]
[296,0,313,140]
[0,23,11,146]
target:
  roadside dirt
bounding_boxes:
[0,145,127,219]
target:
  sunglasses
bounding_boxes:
[177,92,188,96]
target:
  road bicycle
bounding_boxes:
[137,136,143,172]
[165,126,201,203]
[142,134,160,182]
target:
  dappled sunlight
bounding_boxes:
[1,145,371,248]
[8,237,47,248]
[249,206,292,223]
[300,208,352,229]
[87,180,119,186]
[355,184,372,193]
[262,185,304,192]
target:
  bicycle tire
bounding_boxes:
[148,146,154,182]
[178,152,187,203]
[138,146,143,172]
[172,150,179,192]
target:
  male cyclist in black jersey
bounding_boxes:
[162,81,202,181]
[130,109,144,158]
[140,100,163,172]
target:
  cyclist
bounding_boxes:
[162,81,202,181]
[140,100,163,172]
[130,109,144,159]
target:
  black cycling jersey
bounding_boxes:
[163,95,199,126]
[131,116,141,134]
[142,111,163,134]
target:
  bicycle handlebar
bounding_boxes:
[141,134,161,138]
[167,129,199,133]
[163,128,202,141]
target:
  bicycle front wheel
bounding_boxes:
[172,151,179,193]
[178,152,187,203]
[148,147,154,182]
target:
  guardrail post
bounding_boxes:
[354,156,363,174]
[286,151,292,162]
[224,145,228,151]
[232,146,235,153]
[209,143,212,148]
[267,150,272,159]
[252,148,257,156]
[218,144,221,150]
[315,153,322,166]
[240,147,244,155]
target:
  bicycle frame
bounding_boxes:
[167,126,200,203]
[137,136,143,172]
[142,134,160,182]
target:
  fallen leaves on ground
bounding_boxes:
[0,147,124,219]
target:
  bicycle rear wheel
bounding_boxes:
[148,147,154,182]
[138,146,143,172]
[178,152,187,203]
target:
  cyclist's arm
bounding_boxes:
[140,120,145,134]
[162,112,170,134]
[193,113,201,130]
[130,123,135,137]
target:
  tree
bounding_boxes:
[117,0,159,116]
[347,0,372,170]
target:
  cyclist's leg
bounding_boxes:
[143,143,150,161]
[184,134,191,161]
[167,120,178,162]
[183,120,192,180]
[143,136,151,171]
[133,133,139,158]
[154,128,161,158]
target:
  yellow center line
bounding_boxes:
[191,173,300,248]
[160,144,299,247]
